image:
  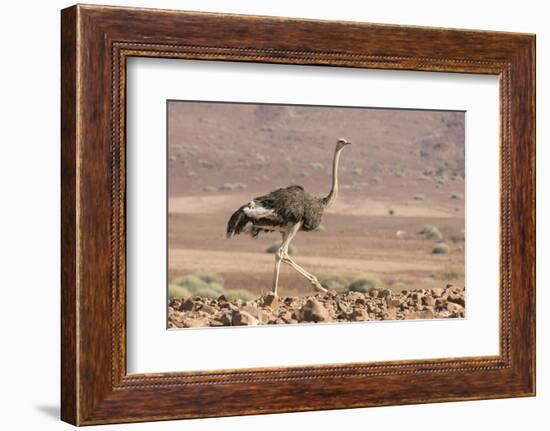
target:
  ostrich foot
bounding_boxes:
[312,281,328,293]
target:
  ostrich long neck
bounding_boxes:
[322,146,344,209]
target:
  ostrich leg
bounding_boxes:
[282,255,327,293]
[271,230,290,295]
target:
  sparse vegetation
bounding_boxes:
[451,229,465,242]
[451,192,464,200]
[413,193,425,201]
[202,185,217,192]
[347,275,383,293]
[224,289,256,301]
[220,182,248,191]
[168,284,192,299]
[321,274,349,291]
[432,243,450,254]
[419,225,443,242]
[442,265,464,280]
[265,242,297,255]
[172,273,224,298]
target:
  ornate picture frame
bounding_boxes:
[61,4,535,425]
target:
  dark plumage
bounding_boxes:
[225,138,351,294]
[226,185,325,238]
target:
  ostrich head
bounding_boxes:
[336,138,352,150]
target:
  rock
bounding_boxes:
[379,289,392,299]
[298,299,332,322]
[370,289,380,298]
[232,311,259,326]
[168,310,185,327]
[386,298,400,308]
[403,309,434,319]
[169,298,184,311]
[200,304,217,315]
[422,295,436,307]
[447,302,465,317]
[431,287,445,297]
[181,299,196,311]
[447,292,465,307]
[382,307,397,320]
[435,298,448,310]
[262,293,279,308]
[350,309,370,321]
[184,317,209,328]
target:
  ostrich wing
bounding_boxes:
[226,186,308,238]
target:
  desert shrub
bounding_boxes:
[419,225,443,242]
[451,192,464,200]
[198,159,214,168]
[168,284,191,299]
[417,175,433,182]
[202,185,217,192]
[451,229,465,242]
[371,176,383,184]
[321,275,349,291]
[173,274,208,290]
[173,273,224,296]
[442,265,464,280]
[265,242,297,255]
[224,289,256,301]
[432,243,450,254]
[352,168,363,176]
[413,193,425,201]
[347,275,383,293]
[195,273,224,286]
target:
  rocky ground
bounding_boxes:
[168,285,465,329]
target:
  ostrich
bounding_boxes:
[226,138,351,295]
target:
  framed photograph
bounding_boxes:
[61,4,535,425]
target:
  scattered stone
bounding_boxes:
[447,302,465,317]
[232,311,259,326]
[184,317,210,328]
[422,296,436,307]
[166,286,466,328]
[299,299,332,322]
[379,289,392,299]
[262,293,279,309]
[431,287,445,297]
[199,304,217,315]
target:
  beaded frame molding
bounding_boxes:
[61,4,535,425]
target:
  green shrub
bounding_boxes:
[266,242,297,255]
[432,243,450,254]
[173,273,224,296]
[173,274,209,291]
[195,273,224,286]
[224,289,256,301]
[451,229,465,242]
[419,225,443,242]
[442,265,463,280]
[348,275,383,293]
[321,275,349,291]
[168,284,191,299]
